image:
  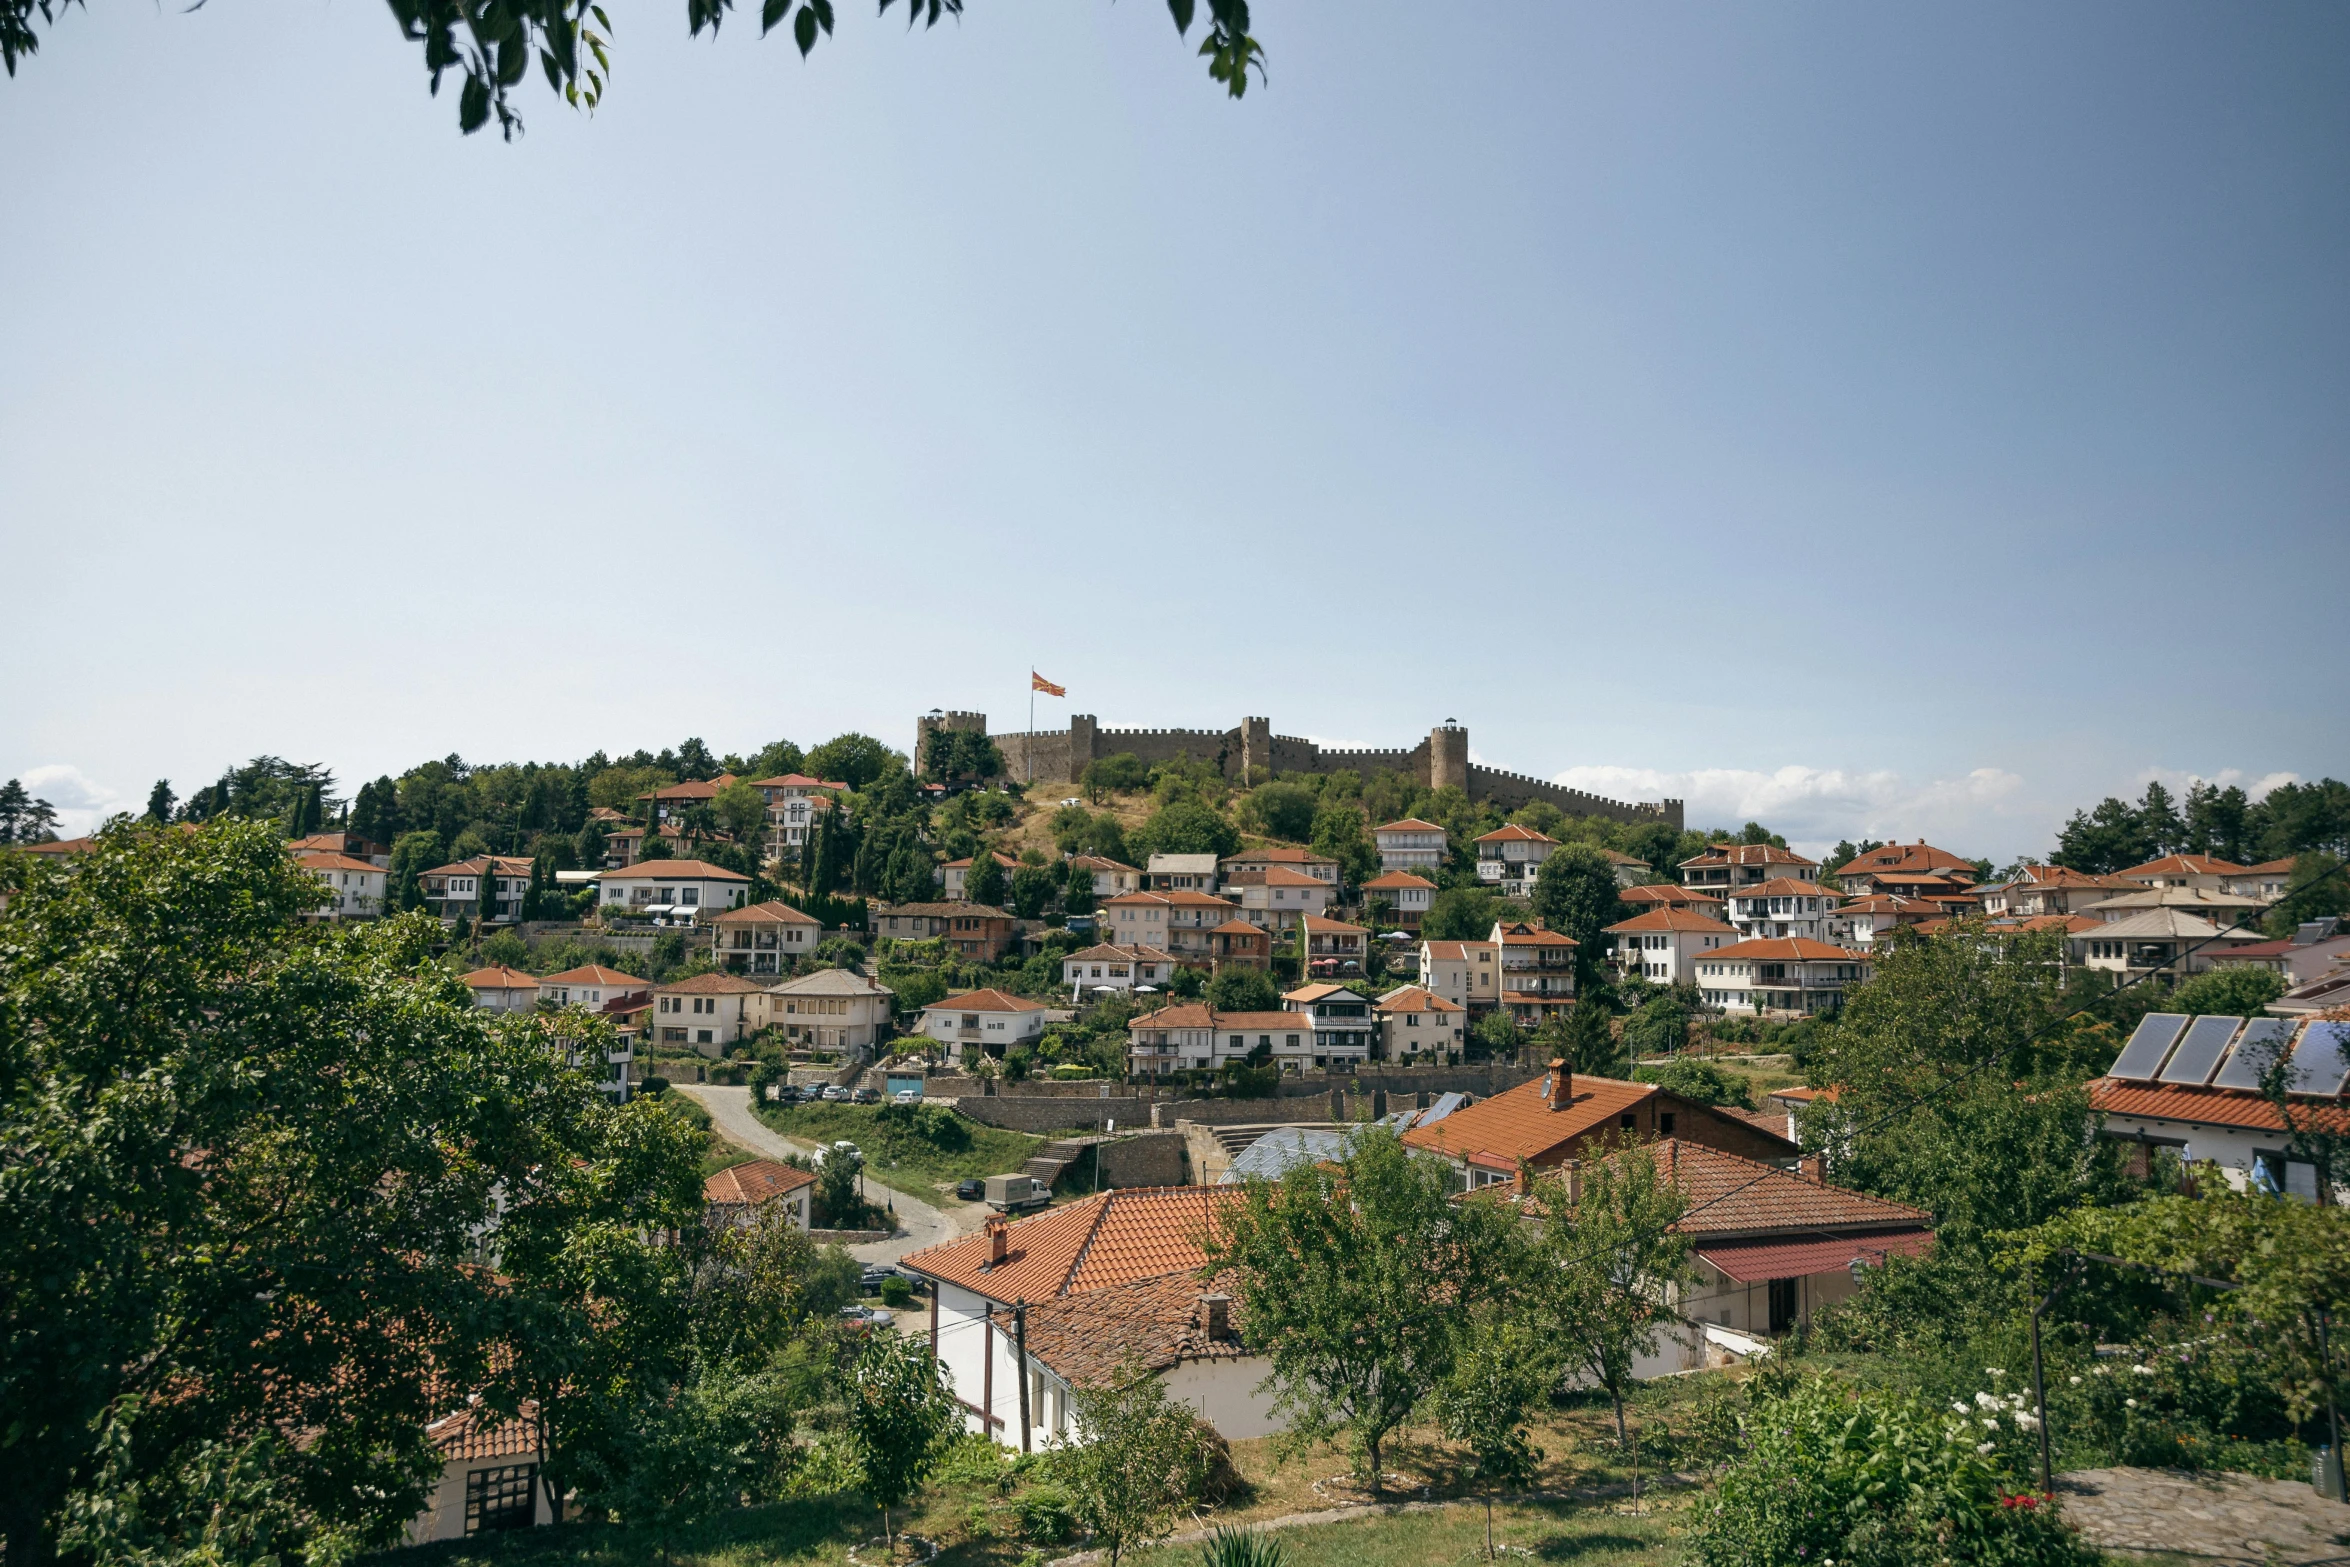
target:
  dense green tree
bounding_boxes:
[1423,886,1510,941]
[142,779,175,823]
[804,733,902,791]
[2137,780,2186,857]
[1309,804,1379,887]
[2264,851,2349,937]
[739,738,806,780]
[1062,859,1098,916]
[1009,863,1058,919]
[1243,782,1318,842]
[1080,752,1151,801]
[2165,965,2286,1017]
[386,828,445,911]
[2183,781,2252,861]
[1063,1366,1230,1566]
[1131,798,1240,862]
[1433,1311,1550,1559]
[0,779,60,844]
[1529,843,1624,982]
[348,775,400,844]
[711,779,769,847]
[1205,965,1280,1012]
[0,821,588,1566]
[1524,1143,1691,1446]
[1552,999,1625,1077]
[1470,1008,1521,1060]
[2250,778,2350,860]
[843,1331,960,1554]
[1205,1128,1517,1490]
[964,849,1007,908]
[1632,1054,1749,1108]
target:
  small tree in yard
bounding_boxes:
[1064,1362,1227,1566]
[845,1331,959,1557]
[1523,1139,1691,1449]
[1205,1127,1519,1491]
[1435,1313,1552,1560]
[816,1146,867,1228]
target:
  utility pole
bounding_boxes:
[1013,1300,1032,1453]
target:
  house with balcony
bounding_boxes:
[1695,938,1871,1016]
[1419,937,1499,1011]
[708,899,823,975]
[1375,985,1466,1062]
[1066,854,1142,899]
[1978,864,2139,919]
[2081,885,2265,929]
[1301,914,1370,979]
[1604,907,1737,985]
[537,964,647,1010]
[747,773,846,862]
[2069,909,2270,985]
[1492,919,1577,1028]
[1722,878,1843,942]
[1374,818,1447,871]
[2221,859,2297,903]
[289,831,389,867]
[1062,943,1179,995]
[1145,853,1222,893]
[295,851,385,921]
[1222,846,1339,884]
[1124,1005,1343,1074]
[601,823,697,867]
[464,965,541,1012]
[1679,843,1820,898]
[920,988,1051,1064]
[1221,867,1335,932]
[2115,854,2257,894]
[1619,883,1725,916]
[1281,983,1377,1067]
[1209,919,1271,972]
[597,860,751,923]
[1834,893,1946,949]
[940,851,1022,900]
[761,967,894,1053]
[422,856,534,927]
[634,773,739,825]
[1101,890,1245,966]
[705,1160,816,1231]
[869,902,1018,962]
[1361,869,1437,930]
[650,971,766,1055]
[1830,841,1979,896]
[1474,824,1557,897]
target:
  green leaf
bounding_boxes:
[793,4,816,54]
[458,73,491,133]
[760,0,788,38]
[1167,0,1194,35]
[540,48,562,93]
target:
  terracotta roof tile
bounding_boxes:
[900,1186,1243,1304]
[427,1402,542,1461]
[1619,884,1723,907]
[927,988,1049,1013]
[657,971,769,995]
[999,1271,1247,1386]
[463,965,540,989]
[538,964,647,986]
[1729,878,1831,898]
[1605,908,1737,934]
[2089,1079,2350,1135]
[704,1159,817,1205]
[1362,871,1438,890]
[294,852,383,873]
[598,859,751,882]
[1702,937,1869,962]
[1374,819,1446,834]
[1642,1139,1931,1235]
[710,900,821,926]
[1374,986,1464,1014]
[2117,854,2251,879]
[1476,823,1559,844]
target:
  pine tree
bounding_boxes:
[144,780,176,823]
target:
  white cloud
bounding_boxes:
[17,764,130,837]
[1551,762,2034,860]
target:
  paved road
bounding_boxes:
[676,1085,981,1267]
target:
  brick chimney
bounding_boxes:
[1547,1057,1572,1111]
[1199,1293,1232,1342]
[1513,1163,1532,1198]
[985,1215,1009,1265]
[1798,1154,1825,1183]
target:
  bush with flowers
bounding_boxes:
[1690,1375,2099,1567]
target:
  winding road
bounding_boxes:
[676,1085,985,1266]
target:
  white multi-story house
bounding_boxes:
[1695,938,1871,1016]
[1474,824,1557,897]
[1101,891,1243,966]
[920,988,1051,1064]
[708,899,823,975]
[760,968,894,1053]
[1124,1004,1345,1073]
[2222,859,2297,904]
[597,859,752,921]
[1835,894,1946,949]
[940,851,1021,900]
[1679,843,1820,898]
[421,856,533,926]
[1061,943,1179,995]
[1361,870,1437,930]
[1492,919,1577,1029]
[1221,867,1335,931]
[1374,818,1447,871]
[1375,985,1466,1062]
[2114,854,2256,895]
[537,964,647,1009]
[1979,864,2138,919]
[1280,983,1377,1067]
[463,965,541,1012]
[1722,878,1843,942]
[295,851,385,920]
[650,971,766,1054]
[2069,910,2269,984]
[1419,937,1499,1011]
[1145,853,1222,893]
[1604,907,1738,985]
[1221,846,1339,885]
[748,773,845,862]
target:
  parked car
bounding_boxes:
[859,1264,897,1294]
[820,1084,848,1102]
[955,1178,985,1202]
[838,1303,893,1331]
[851,1087,881,1104]
[893,1089,921,1105]
[983,1173,1051,1213]
[832,1140,862,1160]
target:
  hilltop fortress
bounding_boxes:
[916,712,1682,831]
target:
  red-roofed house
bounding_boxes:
[1835,893,1947,949]
[749,773,846,861]
[1605,906,1738,985]
[1060,942,1179,995]
[1374,818,1447,871]
[651,970,768,1054]
[1475,823,1558,897]
[1066,853,1143,899]
[920,988,1051,1063]
[423,856,534,927]
[1375,985,1467,1062]
[1125,1005,1329,1074]
[1221,866,1335,931]
[940,851,1021,901]
[868,902,1018,962]
[1221,846,1339,884]
[463,966,541,1012]
[2115,854,2251,893]
[705,1158,817,1229]
[1492,919,1576,1026]
[1302,913,1370,978]
[1419,936,1499,1011]
[1281,982,1376,1066]
[1979,864,2139,919]
[294,851,386,921]
[1695,938,1872,1016]
[536,964,647,1009]
[708,899,822,975]
[596,859,751,921]
[1831,841,1979,895]
[1679,843,1819,897]
[405,1401,551,1542]
[2223,859,2298,904]
[1210,918,1272,971]
[1722,878,1843,943]
[1619,883,1725,913]
[1361,869,1437,930]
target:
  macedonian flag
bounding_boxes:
[1031,671,1066,697]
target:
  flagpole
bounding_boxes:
[1027,679,1034,786]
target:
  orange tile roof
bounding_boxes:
[1164,890,1243,909]
[636,774,739,802]
[942,852,1021,869]
[1839,841,1977,875]
[900,1186,1242,1304]
[704,1159,817,1205]
[2236,858,2296,875]
[1420,940,1489,961]
[538,964,647,987]
[1066,854,1140,872]
[928,987,1048,1013]
[1643,1139,1931,1236]
[1222,847,1336,865]
[1374,986,1464,1014]
[2118,854,2251,878]
[1104,892,1172,907]
[1836,894,1943,915]
[1375,818,1445,834]
[1730,877,1830,898]
[463,965,540,989]
[1222,866,1328,888]
[1703,937,1868,962]
[426,855,534,879]
[1494,920,1577,947]
[998,1271,1247,1387]
[1302,914,1368,934]
[1362,870,1438,890]
[1212,919,1268,936]
[748,773,847,789]
[1282,983,1356,1002]
[1476,823,1558,844]
[1402,1072,1660,1168]
[294,852,382,873]
[599,859,750,882]
[1681,844,1819,869]
[658,970,769,995]
[1064,942,1177,964]
[427,1401,542,1461]
[1620,883,1723,906]
[2089,1079,2350,1135]
[1605,908,1737,934]
[709,899,821,926]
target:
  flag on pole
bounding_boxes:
[1031,671,1066,697]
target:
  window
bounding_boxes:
[464,1464,540,1535]
[1660,1113,1676,1134]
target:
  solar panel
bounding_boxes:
[2107,1013,2190,1082]
[2211,1017,2294,1091]
[2287,1021,2350,1097]
[2158,1014,2243,1085]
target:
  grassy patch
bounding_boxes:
[655,1091,760,1180]
[754,1102,1048,1201]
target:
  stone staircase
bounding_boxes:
[1025,1136,1099,1187]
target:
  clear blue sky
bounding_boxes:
[3,1,2344,859]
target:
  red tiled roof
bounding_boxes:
[1302,914,1368,934]
[1374,819,1445,834]
[1375,986,1464,1014]
[709,899,821,925]
[1837,894,1943,915]
[998,1271,1248,1386]
[427,1401,542,1461]
[1605,908,1735,935]
[1681,844,1819,869]
[927,987,1048,1013]
[900,1186,1242,1304]
[463,965,540,989]
[1402,1072,1660,1168]
[2118,854,2250,879]
[2236,858,2296,875]
[1064,943,1177,964]
[636,774,739,802]
[1839,842,1976,875]
[1695,1229,1934,1282]
[942,852,1021,869]
[1494,921,1576,947]
[1164,890,1243,908]
[657,970,769,995]
[2089,1079,2350,1135]
[538,964,647,986]
[425,855,534,879]
[1731,877,1831,898]
[1645,1139,1929,1235]
[1476,823,1558,845]
[1067,854,1139,872]
[704,1159,817,1205]
[1222,867,1329,889]
[748,773,847,789]
[1283,983,1355,1003]
[1702,937,1868,962]
[1421,940,1488,961]
[1212,919,1268,937]
[1620,884,1723,906]
[598,859,751,882]
[294,852,382,873]
[1222,847,1336,865]
[1362,870,1438,890]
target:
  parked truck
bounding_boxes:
[983,1173,1050,1213]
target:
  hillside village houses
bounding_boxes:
[1360,869,1437,930]
[463,965,541,1012]
[1979,863,2138,919]
[1680,841,1819,895]
[650,971,765,1053]
[1722,878,1845,943]
[1061,943,1179,995]
[708,898,822,975]
[1300,913,1370,978]
[867,902,1018,962]
[1829,840,1980,903]
[1419,936,1499,1011]
[1145,852,1221,893]
[1836,893,1952,949]
[1494,920,1578,1028]
[423,855,533,925]
[748,772,845,859]
[763,967,894,1052]
[921,987,1051,1063]
[1065,853,1143,898]
[1619,881,1724,914]
[939,851,1020,900]
[1696,938,1874,1015]
[1223,845,1339,883]
[1219,866,1336,928]
[597,859,751,918]
[1373,817,1447,870]
[1474,823,1557,897]
[296,850,386,920]
[1373,985,1467,1061]
[1279,982,1378,1064]
[536,964,646,1009]
[1605,907,1739,985]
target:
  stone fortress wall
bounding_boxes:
[914,711,1681,831]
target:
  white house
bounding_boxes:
[1061,942,1179,995]
[1145,853,1222,893]
[704,1159,816,1231]
[2115,854,2257,894]
[1604,907,1738,985]
[761,967,895,1053]
[2204,924,2350,988]
[463,966,541,1012]
[708,899,823,976]
[1419,937,1499,1011]
[1493,919,1578,1029]
[1695,938,1872,1016]
[1834,893,1946,950]
[597,859,751,920]
[421,856,533,927]
[649,971,767,1055]
[1373,818,1447,871]
[2089,1013,2349,1200]
[1360,870,1437,930]
[1280,983,1377,1067]
[537,964,647,1009]
[1126,1005,1327,1073]
[2222,859,2298,904]
[940,851,1021,900]
[1722,878,1843,943]
[2070,908,2269,984]
[899,1188,1280,1450]
[1679,842,1821,897]
[1374,985,1466,1062]
[1220,867,1335,931]
[1220,847,1340,885]
[1474,824,1557,897]
[406,1404,552,1544]
[920,988,1051,1063]
[748,773,845,862]
[295,851,386,921]
[1066,854,1142,899]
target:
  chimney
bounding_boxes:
[1547,1057,1572,1111]
[1513,1163,1532,1199]
[986,1215,1009,1265]
[1799,1154,1825,1183]
[1199,1293,1232,1343]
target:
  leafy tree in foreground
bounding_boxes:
[1205,964,1279,1012]
[1434,1313,1550,1559]
[1063,1361,1228,1566]
[843,1330,959,1554]
[1205,1127,1517,1490]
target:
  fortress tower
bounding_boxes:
[913,709,987,769]
[1428,721,1469,793]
